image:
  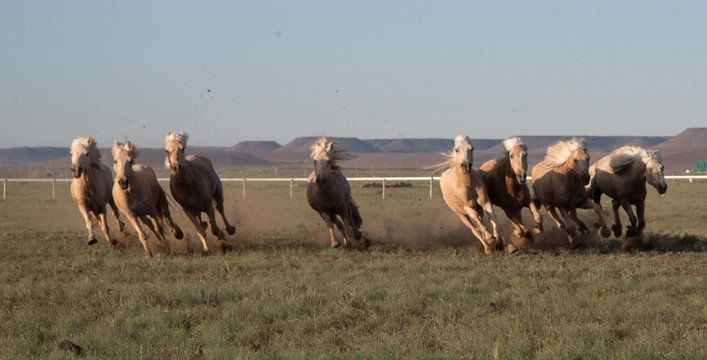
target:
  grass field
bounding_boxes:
[1,178,706,358]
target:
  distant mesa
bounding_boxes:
[656,127,707,149]
[227,141,281,153]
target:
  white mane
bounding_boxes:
[610,146,663,173]
[543,137,587,168]
[165,130,189,147]
[310,137,346,170]
[70,136,101,164]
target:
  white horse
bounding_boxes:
[70,136,124,245]
[439,135,514,254]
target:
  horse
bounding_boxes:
[531,137,610,247]
[587,146,667,238]
[479,137,543,241]
[306,137,368,249]
[165,131,236,253]
[439,135,515,254]
[70,136,124,245]
[112,140,183,257]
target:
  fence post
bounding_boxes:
[242,179,246,199]
[289,178,293,199]
[3,179,6,199]
[429,177,433,199]
[52,179,56,199]
[382,178,386,200]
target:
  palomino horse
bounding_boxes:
[112,140,183,257]
[531,138,610,247]
[479,137,543,240]
[439,135,515,254]
[588,146,667,238]
[165,131,236,253]
[307,137,368,249]
[70,136,124,245]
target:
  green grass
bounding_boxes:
[1,179,706,358]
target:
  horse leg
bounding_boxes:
[206,205,225,239]
[142,215,171,253]
[619,199,638,237]
[482,203,516,254]
[108,198,125,233]
[611,199,623,238]
[185,211,211,253]
[96,211,116,246]
[635,200,646,238]
[506,209,531,240]
[568,209,590,235]
[320,213,340,248]
[528,200,544,234]
[455,212,492,254]
[331,216,350,247]
[581,198,611,238]
[545,206,575,246]
[77,205,97,245]
[125,214,151,258]
[196,214,208,229]
[213,192,236,235]
[558,208,580,247]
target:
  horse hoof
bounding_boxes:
[612,225,622,238]
[201,222,208,229]
[173,228,184,240]
[507,244,519,254]
[226,226,236,235]
[331,242,340,248]
[599,226,611,238]
[109,239,118,246]
[87,238,97,245]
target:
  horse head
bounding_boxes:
[546,138,590,185]
[165,131,189,176]
[310,137,336,186]
[504,137,528,184]
[112,140,139,191]
[70,136,95,178]
[453,135,474,174]
[645,150,667,194]
[571,148,591,185]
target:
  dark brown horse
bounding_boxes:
[588,146,667,238]
[307,137,368,249]
[479,137,543,240]
[165,131,236,253]
[531,138,610,247]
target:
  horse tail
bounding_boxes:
[348,196,363,229]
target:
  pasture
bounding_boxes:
[1,178,706,359]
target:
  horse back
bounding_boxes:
[532,163,586,208]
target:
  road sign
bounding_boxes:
[697,161,707,172]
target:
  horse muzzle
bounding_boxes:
[579,172,590,186]
[657,183,668,194]
[71,167,82,178]
[517,172,527,184]
[117,178,130,190]
[316,177,328,187]
[170,164,182,175]
[461,162,472,175]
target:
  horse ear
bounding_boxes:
[326,142,335,152]
[87,137,94,145]
[113,140,120,148]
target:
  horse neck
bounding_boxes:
[173,158,199,183]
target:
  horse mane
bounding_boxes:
[70,136,102,164]
[497,136,527,160]
[112,140,140,160]
[165,131,189,147]
[432,135,471,172]
[310,137,346,170]
[542,137,587,169]
[609,146,663,173]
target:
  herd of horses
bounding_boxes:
[69,133,667,257]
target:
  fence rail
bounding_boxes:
[3,175,707,200]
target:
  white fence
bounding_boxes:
[3,175,707,200]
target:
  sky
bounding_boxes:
[1,1,706,148]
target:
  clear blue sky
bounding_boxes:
[2,1,706,148]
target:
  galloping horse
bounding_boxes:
[165,131,236,253]
[439,135,515,254]
[531,138,610,247]
[479,137,543,240]
[588,146,667,238]
[306,137,367,249]
[70,136,124,245]
[112,140,183,257]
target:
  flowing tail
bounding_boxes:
[158,189,184,240]
[348,196,362,230]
